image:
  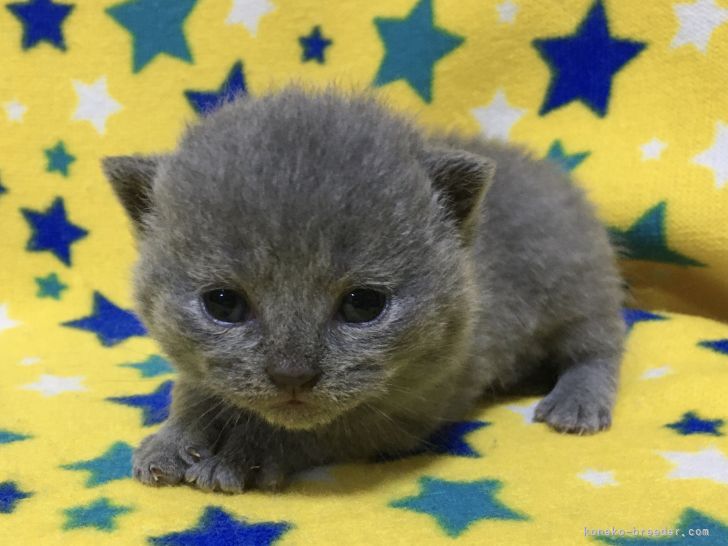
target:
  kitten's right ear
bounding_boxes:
[102,155,161,233]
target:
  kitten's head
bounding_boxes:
[103,88,494,430]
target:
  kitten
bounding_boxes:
[103,87,625,493]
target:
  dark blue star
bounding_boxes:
[7,0,74,51]
[376,420,490,461]
[35,272,68,299]
[63,497,132,531]
[373,0,464,102]
[0,481,32,513]
[391,476,527,537]
[21,196,88,266]
[546,140,590,172]
[150,506,292,546]
[665,411,724,436]
[61,442,133,487]
[107,0,197,72]
[0,430,31,445]
[533,0,646,117]
[299,26,332,63]
[185,60,247,115]
[62,291,146,346]
[622,308,667,332]
[44,140,76,176]
[596,508,728,544]
[120,355,174,378]
[699,339,728,356]
[0,176,7,196]
[107,380,173,426]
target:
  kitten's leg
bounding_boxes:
[533,315,624,434]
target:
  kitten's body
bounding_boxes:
[104,88,624,493]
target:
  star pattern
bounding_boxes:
[63,497,132,531]
[21,196,88,266]
[107,0,197,73]
[62,291,146,346]
[120,355,174,378]
[7,0,74,51]
[699,338,728,355]
[44,141,75,177]
[496,1,518,24]
[533,0,646,116]
[0,482,31,514]
[0,430,30,445]
[640,365,673,380]
[609,202,704,267]
[299,26,332,64]
[577,469,617,487]
[640,138,667,160]
[596,509,728,544]
[622,309,667,332]
[62,442,133,487]
[225,0,274,35]
[4,100,27,122]
[507,401,538,424]
[693,121,728,189]
[658,446,728,484]
[373,0,464,102]
[107,380,173,426]
[185,60,247,115]
[71,77,122,134]
[546,139,590,171]
[0,304,21,333]
[391,476,527,537]
[471,90,525,141]
[0,177,7,196]
[672,0,728,53]
[665,411,724,436]
[149,506,292,545]
[35,272,68,299]
[21,374,85,396]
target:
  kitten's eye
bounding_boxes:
[338,288,387,323]
[201,289,249,323]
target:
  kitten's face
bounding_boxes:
[118,91,487,430]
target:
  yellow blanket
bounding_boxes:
[1,0,727,544]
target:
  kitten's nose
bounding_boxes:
[265,362,321,390]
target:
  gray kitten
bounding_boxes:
[103,87,625,493]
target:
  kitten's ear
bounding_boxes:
[422,147,496,239]
[102,154,162,233]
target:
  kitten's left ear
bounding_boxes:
[422,147,496,240]
[102,154,163,234]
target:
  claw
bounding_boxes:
[149,464,163,482]
[186,447,202,462]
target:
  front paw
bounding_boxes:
[133,427,212,487]
[185,455,289,493]
[534,387,612,434]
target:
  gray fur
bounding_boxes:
[103,87,625,493]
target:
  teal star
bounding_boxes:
[596,508,728,544]
[0,430,31,445]
[390,476,527,537]
[609,202,704,267]
[373,0,464,102]
[61,442,133,487]
[106,0,197,73]
[546,140,590,172]
[35,272,68,299]
[120,354,174,378]
[44,141,75,177]
[63,497,132,531]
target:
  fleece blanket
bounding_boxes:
[1,0,727,544]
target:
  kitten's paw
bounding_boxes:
[534,388,612,435]
[185,455,288,493]
[133,429,212,487]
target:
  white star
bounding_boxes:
[225,0,275,35]
[659,447,728,484]
[578,469,617,487]
[640,138,667,160]
[693,121,728,188]
[0,304,21,332]
[672,0,728,52]
[21,374,86,397]
[19,356,41,366]
[496,1,518,24]
[4,100,27,122]
[71,77,122,135]
[507,400,538,424]
[471,90,526,141]
[640,365,673,380]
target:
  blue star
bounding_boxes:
[185,60,247,115]
[62,291,146,346]
[609,202,704,267]
[391,476,527,537]
[699,339,728,356]
[44,140,76,177]
[107,0,197,73]
[373,0,464,102]
[596,508,728,544]
[150,506,292,545]
[21,196,88,266]
[377,420,490,461]
[0,481,32,513]
[533,0,646,117]
[546,140,590,172]
[35,272,68,300]
[299,26,332,64]
[622,308,666,333]
[0,430,30,445]
[61,442,133,487]
[120,355,174,378]
[6,0,74,51]
[63,497,132,531]
[666,411,724,436]
[107,380,173,426]
[0,176,7,196]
